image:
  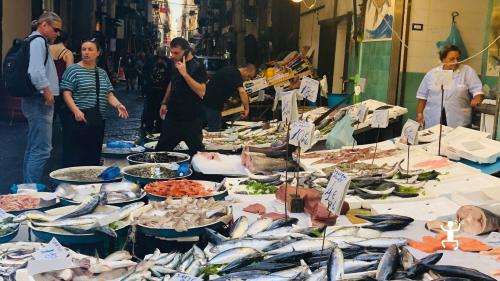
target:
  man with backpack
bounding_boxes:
[4,12,62,183]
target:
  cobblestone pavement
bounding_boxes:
[0,84,144,194]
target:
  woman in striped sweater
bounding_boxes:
[60,39,128,167]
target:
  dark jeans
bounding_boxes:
[156,116,203,156]
[204,106,223,132]
[61,109,105,167]
[142,88,165,134]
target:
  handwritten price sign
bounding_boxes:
[356,104,368,123]
[321,168,351,214]
[281,90,298,124]
[171,273,202,281]
[431,70,453,90]
[298,77,319,102]
[289,120,315,148]
[371,109,389,128]
[400,119,420,145]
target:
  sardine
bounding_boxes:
[327,246,344,281]
[375,244,399,280]
[230,216,249,239]
[208,247,260,265]
[57,195,100,220]
[178,254,193,272]
[185,259,202,276]
[192,245,206,263]
[427,265,496,281]
[362,220,412,232]
[355,214,414,224]
[246,218,273,236]
[266,239,334,255]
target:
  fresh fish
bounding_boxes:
[267,217,299,230]
[210,239,278,254]
[432,278,474,281]
[31,217,98,227]
[324,236,366,248]
[351,237,407,249]
[13,210,54,222]
[354,188,386,199]
[326,226,360,237]
[355,214,414,224]
[427,265,496,281]
[407,252,443,277]
[306,268,327,281]
[210,270,270,281]
[270,265,309,279]
[150,265,176,275]
[117,202,145,220]
[178,254,193,273]
[262,239,298,252]
[208,247,261,265]
[266,239,335,255]
[375,244,399,280]
[152,252,176,265]
[236,262,298,274]
[362,220,412,231]
[456,205,500,235]
[185,259,202,276]
[57,195,100,220]
[219,252,263,274]
[249,173,281,183]
[356,228,382,239]
[104,250,132,262]
[245,218,273,237]
[230,216,249,239]
[295,225,327,237]
[205,228,228,245]
[164,253,181,270]
[192,245,206,263]
[251,226,295,239]
[263,251,312,264]
[353,252,384,262]
[358,186,395,195]
[400,247,417,270]
[344,259,378,274]
[327,246,344,281]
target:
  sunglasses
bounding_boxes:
[82,38,97,44]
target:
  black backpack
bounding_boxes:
[3,35,48,97]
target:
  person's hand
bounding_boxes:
[74,109,87,123]
[176,56,187,77]
[471,95,484,107]
[159,104,168,120]
[42,90,55,106]
[416,113,424,127]
[116,103,129,118]
[240,108,249,119]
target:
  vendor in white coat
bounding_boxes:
[416,45,484,129]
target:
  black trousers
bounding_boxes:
[142,88,165,134]
[156,116,203,156]
[61,109,105,167]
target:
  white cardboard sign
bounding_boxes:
[27,238,73,275]
[298,77,319,102]
[356,104,368,123]
[400,119,420,145]
[321,168,351,214]
[289,120,315,148]
[281,90,299,124]
[431,70,453,90]
[371,109,389,128]
[171,273,203,281]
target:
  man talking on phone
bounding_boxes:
[157,37,208,155]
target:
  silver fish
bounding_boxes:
[210,239,278,254]
[306,268,327,281]
[178,254,193,272]
[165,253,181,270]
[208,247,260,265]
[251,226,294,239]
[104,250,132,262]
[352,237,407,248]
[326,226,360,237]
[192,245,206,264]
[327,246,344,281]
[267,239,335,255]
[400,247,417,271]
[185,259,202,276]
[344,259,378,273]
[117,202,145,221]
[375,244,399,280]
[31,217,98,227]
[57,195,100,220]
[230,216,249,239]
[246,217,273,237]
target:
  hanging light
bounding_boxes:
[290,0,316,8]
[291,0,302,2]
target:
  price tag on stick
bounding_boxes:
[400,119,420,145]
[27,238,73,275]
[321,168,351,214]
[371,109,389,128]
[298,77,319,102]
[171,273,203,281]
[289,120,315,148]
[431,70,453,90]
[281,90,299,124]
[357,104,368,123]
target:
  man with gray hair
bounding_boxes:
[141,45,172,134]
[22,11,62,183]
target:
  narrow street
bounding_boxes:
[0,84,144,194]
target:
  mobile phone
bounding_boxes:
[183,49,190,60]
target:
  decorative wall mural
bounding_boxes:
[363,0,394,42]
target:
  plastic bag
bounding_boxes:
[436,23,468,59]
[326,115,356,150]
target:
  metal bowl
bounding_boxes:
[121,163,192,185]
[101,142,146,159]
[145,180,228,202]
[0,225,20,244]
[127,151,190,166]
[49,166,122,185]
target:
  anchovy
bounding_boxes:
[362,220,412,232]
[427,265,496,281]
[230,216,249,239]
[208,247,261,265]
[355,214,414,224]
[327,246,344,281]
[375,244,399,280]
[57,195,100,220]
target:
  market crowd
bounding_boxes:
[13,12,256,184]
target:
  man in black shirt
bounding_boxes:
[203,64,256,131]
[142,46,172,134]
[157,37,208,155]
